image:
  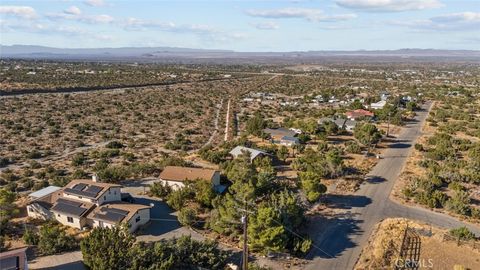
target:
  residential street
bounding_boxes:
[305,101,480,270]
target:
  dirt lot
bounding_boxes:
[356,218,480,270]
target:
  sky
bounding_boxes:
[0,0,479,51]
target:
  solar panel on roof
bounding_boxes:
[104,207,129,216]
[64,188,98,198]
[56,198,82,207]
[52,202,87,216]
[72,183,87,191]
[93,207,128,223]
[84,185,103,196]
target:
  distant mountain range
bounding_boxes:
[1,45,479,63]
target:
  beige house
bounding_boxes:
[159,166,221,190]
[88,203,151,233]
[27,177,151,232]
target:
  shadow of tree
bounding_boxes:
[305,212,364,259]
[133,197,181,237]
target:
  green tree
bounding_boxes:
[0,189,18,233]
[299,171,327,203]
[193,180,216,208]
[178,208,197,227]
[150,181,172,200]
[277,146,289,162]
[246,113,266,137]
[354,123,382,146]
[248,205,287,252]
[81,225,136,270]
[38,223,77,255]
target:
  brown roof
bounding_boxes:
[159,166,218,182]
[87,202,151,224]
[345,109,374,119]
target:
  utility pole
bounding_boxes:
[241,200,249,270]
[386,112,391,138]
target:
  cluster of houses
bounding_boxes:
[27,176,151,233]
[26,166,228,233]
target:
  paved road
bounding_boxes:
[306,101,480,270]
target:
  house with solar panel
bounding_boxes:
[27,175,151,232]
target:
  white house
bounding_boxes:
[229,146,268,162]
[370,100,387,110]
[280,136,300,146]
[27,177,151,232]
[88,203,151,233]
[158,166,221,190]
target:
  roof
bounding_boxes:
[345,119,357,127]
[0,247,28,259]
[263,128,296,138]
[370,100,387,108]
[159,166,218,182]
[63,179,121,200]
[28,190,63,210]
[50,197,94,217]
[29,186,61,199]
[281,136,300,143]
[318,117,334,124]
[88,203,150,224]
[229,146,267,161]
[345,109,374,119]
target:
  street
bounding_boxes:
[305,101,480,270]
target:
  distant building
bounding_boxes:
[345,109,374,120]
[158,166,221,190]
[263,128,297,142]
[229,146,268,162]
[370,100,387,110]
[280,136,300,146]
[0,247,28,270]
[319,117,356,132]
[27,177,151,232]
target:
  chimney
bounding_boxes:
[92,174,99,182]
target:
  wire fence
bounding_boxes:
[442,234,480,251]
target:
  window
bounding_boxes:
[114,191,117,195]
[67,217,74,223]
[104,196,106,200]
[78,196,82,199]
[58,214,61,217]
[135,216,141,223]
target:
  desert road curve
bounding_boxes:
[305,101,480,270]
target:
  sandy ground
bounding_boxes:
[356,218,480,270]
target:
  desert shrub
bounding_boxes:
[149,182,172,200]
[38,223,77,255]
[449,227,475,241]
[106,141,124,149]
[23,228,39,245]
[178,208,197,227]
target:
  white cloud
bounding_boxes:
[245,7,356,22]
[85,14,114,23]
[123,17,215,34]
[251,21,280,30]
[64,6,82,15]
[0,6,37,19]
[47,10,114,24]
[431,12,480,23]
[336,0,443,12]
[84,0,106,7]
[390,12,480,31]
